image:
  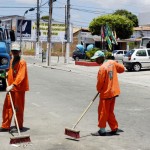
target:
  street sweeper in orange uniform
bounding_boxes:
[0,42,29,132]
[91,50,125,136]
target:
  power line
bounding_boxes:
[0,6,64,8]
[0,6,36,8]
[69,2,144,14]
[71,7,110,15]
[71,4,114,11]
[40,1,48,7]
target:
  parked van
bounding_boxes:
[123,48,150,71]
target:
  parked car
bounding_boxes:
[123,48,150,71]
[72,50,87,61]
[72,44,88,61]
[112,50,128,60]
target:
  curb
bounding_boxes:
[75,61,99,66]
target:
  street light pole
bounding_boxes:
[19,8,35,55]
[20,10,28,55]
[36,0,40,58]
[65,0,70,64]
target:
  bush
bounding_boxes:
[86,48,113,61]
[85,48,99,59]
[104,51,112,59]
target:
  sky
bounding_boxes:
[0,0,150,28]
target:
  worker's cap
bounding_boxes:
[91,50,105,59]
[11,42,20,51]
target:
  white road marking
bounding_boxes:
[49,112,60,118]
[31,103,40,107]
[117,107,150,112]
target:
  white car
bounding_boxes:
[123,48,150,71]
[112,50,128,60]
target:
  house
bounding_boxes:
[2,15,150,56]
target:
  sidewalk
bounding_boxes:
[23,55,100,75]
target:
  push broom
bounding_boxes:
[65,92,99,139]
[5,79,31,144]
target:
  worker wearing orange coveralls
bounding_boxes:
[0,42,29,132]
[91,50,125,136]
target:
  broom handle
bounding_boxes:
[6,79,21,136]
[72,92,99,129]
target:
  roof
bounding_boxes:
[134,26,150,31]
[0,15,21,19]
[73,27,89,34]
[117,38,141,42]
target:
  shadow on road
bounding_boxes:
[9,126,30,135]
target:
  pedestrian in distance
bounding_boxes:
[0,42,29,132]
[90,50,125,136]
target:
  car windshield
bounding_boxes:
[125,50,135,57]
[112,50,118,54]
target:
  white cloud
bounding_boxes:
[82,0,150,13]
[15,0,36,4]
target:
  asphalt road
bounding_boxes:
[0,60,150,150]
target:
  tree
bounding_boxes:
[113,9,138,27]
[41,16,49,21]
[89,14,134,39]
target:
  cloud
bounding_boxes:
[15,0,36,4]
[82,0,150,13]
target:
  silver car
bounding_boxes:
[123,48,150,71]
[112,50,128,60]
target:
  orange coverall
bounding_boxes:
[97,60,124,131]
[1,59,29,129]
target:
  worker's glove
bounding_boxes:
[6,84,14,92]
[6,72,8,78]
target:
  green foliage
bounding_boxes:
[86,48,113,61]
[41,16,49,21]
[128,42,135,49]
[128,42,139,49]
[86,48,99,59]
[89,14,133,39]
[113,9,138,27]
[104,51,112,59]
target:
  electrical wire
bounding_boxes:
[71,7,111,15]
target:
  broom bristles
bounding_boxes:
[65,128,80,139]
[10,135,31,144]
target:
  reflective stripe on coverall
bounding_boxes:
[97,60,124,130]
[1,59,29,129]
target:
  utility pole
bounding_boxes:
[47,0,53,66]
[36,0,40,57]
[65,0,70,64]
[64,5,67,60]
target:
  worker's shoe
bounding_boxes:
[0,127,9,132]
[109,128,118,135]
[91,130,106,136]
[10,127,23,133]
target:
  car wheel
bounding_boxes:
[1,78,6,91]
[75,57,79,61]
[133,63,141,71]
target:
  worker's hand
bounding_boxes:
[6,72,8,77]
[6,84,14,92]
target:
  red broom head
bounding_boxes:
[10,137,31,144]
[65,128,80,139]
